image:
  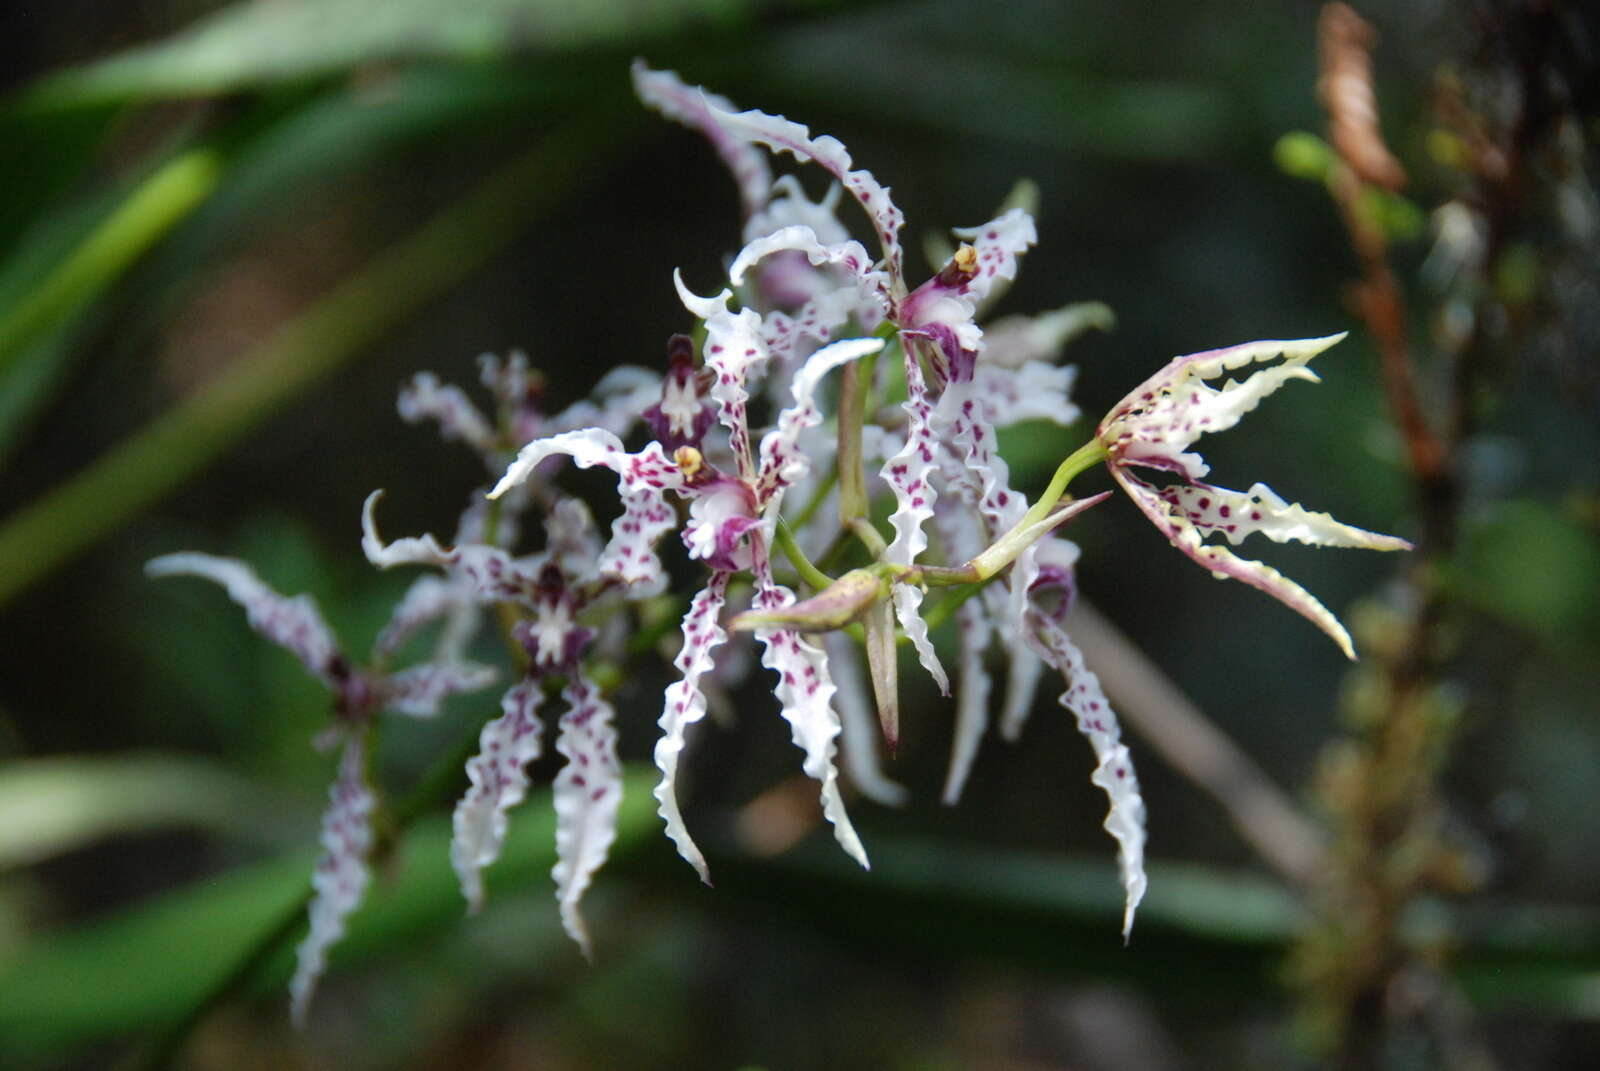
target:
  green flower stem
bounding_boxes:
[775,518,833,591]
[1019,437,1108,533]
[850,516,888,557]
[0,147,225,380]
[0,116,628,609]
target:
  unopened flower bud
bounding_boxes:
[729,568,888,633]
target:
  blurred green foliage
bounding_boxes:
[0,0,1595,1067]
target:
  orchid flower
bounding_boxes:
[1097,334,1412,658]
[145,553,496,1024]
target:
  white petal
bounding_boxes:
[374,575,473,661]
[694,96,907,290]
[653,573,730,883]
[942,592,994,805]
[631,62,773,220]
[878,347,948,693]
[397,372,496,456]
[451,679,545,913]
[672,272,768,479]
[971,360,1081,429]
[1112,467,1361,659]
[756,336,883,507]
[551,365,664,442]
[751,558,869,869]
[551,668,623,958]
[1164,480,1413,550]
[1024,604,1148,940]
[381,660,497,717]
[822,632,909,807]
[290,734,375,1025]
[146,553,343,687]
[950,206,1037,305]
[1099,334,1345,478]
[980,302,1114,370]
[488,432,683,595]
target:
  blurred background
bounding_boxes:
[0,0,1596,1067]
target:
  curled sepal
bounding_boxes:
[381,660,497,717]
[1023,566,1147,939]
[631,61,772,221]
[673,274,767,478]
[146,553,343,687]
[653,573,730,883]
[451,679,545,914]
[757,336,885,505]
[551,668,623,958]
[489,430,683,595]
[755,622,870,869]
[361,492,539,604]
[878,349,948,694]
[686,88,907,288]
[289,733,376,1026]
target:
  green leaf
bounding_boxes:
[0,767,658,1056]
[0,754,307,871]
[0,111,631,609]
[21,0,754,109]
[1450,500,1600,641]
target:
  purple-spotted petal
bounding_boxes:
[878,346,948,693]
[757,336,884,506]
[687,91,906,290]
[673,273,767,479]
[632,62,772,221]
[1100,334,1344,480]
[1024,552,1147,939]
[822,632,909,807]
[551,668,622,958]
[374,574,476,662]
[146,553,344,687]
[397,371,497,456]
[381,660,497,717]
[451,678,545,914]
[489,431,683,595]
[289,733,375,1025]
[1112,467,1363,659]
[949,207,1038,306]
[752,554,869,869]
[1162,480,1413,551]
[362,492,541,604]
[654,573,731,883]
[973,360,1081,429]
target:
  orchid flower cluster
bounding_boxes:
[148,64,1410,1023]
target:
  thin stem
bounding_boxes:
[849,516,887,558]
[775,518,832,591]
[1018,438,1108,533]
